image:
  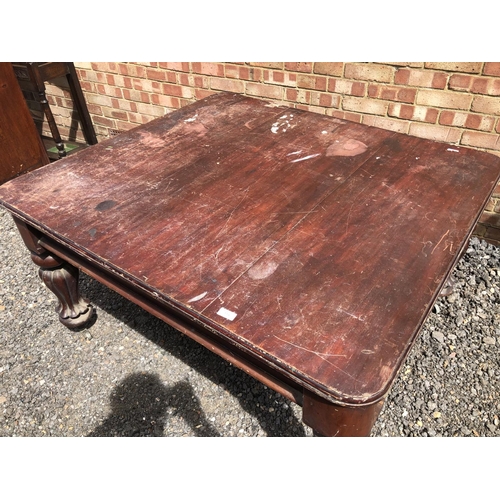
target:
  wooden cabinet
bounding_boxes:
[0,62,49,184]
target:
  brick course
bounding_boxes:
[328,79,366,96]
[416,89,473,110]
[16,61,500,245]
[246,82,283,99]
[461,131,500,150]
[424,62,483,73]
[343,96,388,115]
[313,62,343,77]
[344,63,394,83]
[395,68,448,89]
[408,122,462,143]
[471,95,500,115]
[368,84,416,103]
[484,63,500,77]
[388,104,438,123]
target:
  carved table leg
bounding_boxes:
[12,217,93,328]
[31,252,93,328]
[302,390,384,437]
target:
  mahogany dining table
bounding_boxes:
[1,92,499,436]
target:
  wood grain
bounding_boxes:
[1,92,499,406]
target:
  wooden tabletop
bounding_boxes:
[1,92,499,405]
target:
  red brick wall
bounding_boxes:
[20,62,500,245]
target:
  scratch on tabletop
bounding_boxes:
[345,186,368,235]
[274,335,347,358]
[188,291,208,303]
[290,154,320,163]
[214,188,249,239]
[421,240,433,257]
[431,230,450,254]
[272,210,318,215]
[336,307,366,322]
[214,245,225,271]
[443,241,455,255]
[274,336,362,381]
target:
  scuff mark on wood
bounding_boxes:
[290,154,320,163]
[188,291,208,303]
[326,138,368,157]
[337,307,366,322]
[431,229,450,255]
[274,335,347,358]
[248,260,279,280]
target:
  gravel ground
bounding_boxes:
[1,205,499,437]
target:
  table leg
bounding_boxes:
[31,251,93,328]
[302,389,384,436]
[12,217,93,328]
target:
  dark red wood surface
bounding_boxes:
[0,63,49,184]
[1,92,499,405]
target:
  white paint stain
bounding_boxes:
[217,307,237,321]
[290,153,320,163]
[188,291,207,303]
[271,114,294,134]
[184,114,198,123]
[446,148,459,152]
